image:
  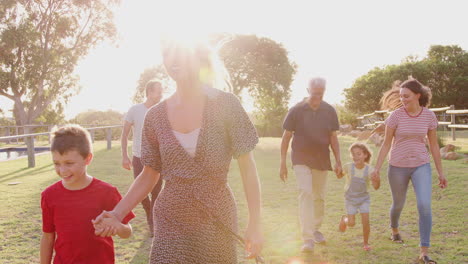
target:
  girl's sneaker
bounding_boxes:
[363,244,371,251]
[338,215,347,232]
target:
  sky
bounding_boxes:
[1,0,467,119]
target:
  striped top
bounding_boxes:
[385,107,438,167]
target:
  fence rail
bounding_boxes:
[0,125,122,168]
[356,105,468,140]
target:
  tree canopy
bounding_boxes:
[0,0,118,125]
[132,65,170,104]
[219,34,297,136]
[344,45,468,114]
[135,34,297,136]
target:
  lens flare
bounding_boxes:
[287,257,305,264]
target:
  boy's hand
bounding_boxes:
[92,211,120,237]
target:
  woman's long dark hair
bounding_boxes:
[400,78,432,107]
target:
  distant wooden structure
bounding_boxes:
[0,125,122,168]
[356,105,468,140]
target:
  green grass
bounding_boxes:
[0,138,466,264]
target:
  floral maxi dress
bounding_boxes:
[141,90,259,264]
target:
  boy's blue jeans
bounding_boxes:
[387,163,432,247]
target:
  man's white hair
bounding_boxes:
[308,77,326,90]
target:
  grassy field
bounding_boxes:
[0,137,466,264]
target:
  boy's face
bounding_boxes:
[52,150,92,189]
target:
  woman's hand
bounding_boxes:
[244,222,263,260]
[438,174,448,189]
[279,162,288,182]
[92,210,119,237]
[370,169,380,182]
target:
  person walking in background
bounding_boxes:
[371,78,447,264]
[94,37,263,263]
[337,142,380,251]
[279,77,342,253]
[121,80,163,235]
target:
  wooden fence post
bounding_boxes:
[25,127,36,168]
[90,130,95,143]
[106,128,112,150]
[450,105,456,141]
[5,126,11,144]
[48,125,53,144]
[15,126,19,144]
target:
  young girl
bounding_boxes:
[337,142,380,251]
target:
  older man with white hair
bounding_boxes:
[280,77,343,252]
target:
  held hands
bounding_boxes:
[122,156,132,170]
[92,210,120,237]
[371,171,381,190]
[334,162,343,178]
[370,169,380,184]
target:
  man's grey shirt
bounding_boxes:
[283,100,339,171]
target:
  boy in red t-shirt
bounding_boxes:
[40,125,135,264]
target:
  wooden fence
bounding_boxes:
[0,125,122,168]
[356,105,468,140]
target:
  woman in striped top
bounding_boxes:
[371,79,447,264]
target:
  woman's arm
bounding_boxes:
[113,166,160,220]
[237,151,263,258]
[372,126,396,178]
[427,129,448,188]
[94,166,159,236]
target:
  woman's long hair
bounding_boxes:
[380,80,403,110]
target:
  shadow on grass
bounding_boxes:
[0,145,116,184]
[0,167,29,179]
[0,163,53,183]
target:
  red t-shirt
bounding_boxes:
[41,178,135,264]
[385,107,438,167]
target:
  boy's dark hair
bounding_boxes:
[51,124,92,158]
[349,142,372,163]
[400,78,432,107]
[145,80,162,97]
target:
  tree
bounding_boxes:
[424,45,468,108]
[70,109,123,140]
[133,65,170,103]
[33,102,65,125]
[219,35,297,136]
[0,0,118,126]
[334,104,359,128]
[343,45,468,114]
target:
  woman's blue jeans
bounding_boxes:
[387,163,432,247]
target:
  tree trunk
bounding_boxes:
[13,98,28,126]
